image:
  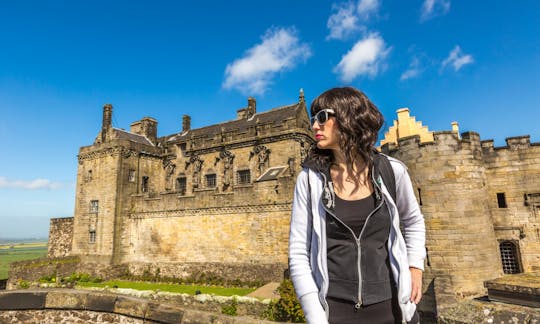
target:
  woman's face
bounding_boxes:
[311,109,340,151]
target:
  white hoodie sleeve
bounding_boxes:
[390,159,426,271]
[289,170,328,323]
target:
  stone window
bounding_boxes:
[89,230,96,243]
[86,170,92,182]
[142,176,149,193]
[497,192,507,208]
[499,240,521,274]
[176,177,187,194]
[417,188,423,206]
[237,169,251,185]
[128,170,136,182]
[206,174,217,188]
[89,200,99,213]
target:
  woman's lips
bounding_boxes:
[315,134,323,140]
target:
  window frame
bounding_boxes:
[205,173,217,188]
[89,200,99,213]
[237,169,251,185]
[89,230,96,243]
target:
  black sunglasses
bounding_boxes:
[310,109,335,126]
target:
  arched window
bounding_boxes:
[499,241,521,274]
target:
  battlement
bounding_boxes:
[381,108,540,160]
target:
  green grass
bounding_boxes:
[0,242,48,280]
[77,280,256,296]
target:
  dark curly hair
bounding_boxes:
[307,87,384,173]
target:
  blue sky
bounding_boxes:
[1,1,539,239]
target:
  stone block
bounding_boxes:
[85,292,117,312]
[114,295,148,319]
[45,290,88,309]
[145,302,184,323]
[0,290,47,310]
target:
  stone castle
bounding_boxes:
[47,94,540,316]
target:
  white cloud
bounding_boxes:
[326,0,380,40]
[400,57,423,81]
[442,45,473,71]
[357,0,380,19]
[334,33,390,82]
[420,0,450,21]
[0,177,63,190]
[222,27,311,95]
[327,2,361,40]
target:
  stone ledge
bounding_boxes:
[484,273,540,307]
[438,299,540,324]
[0,289,277,324]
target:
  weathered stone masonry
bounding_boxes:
[56,92,313,282]
[43,98,540,319]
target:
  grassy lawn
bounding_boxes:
[77,280,256,296]
[0,242,48,280]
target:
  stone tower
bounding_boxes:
[72,104,161,265]
[381,110,503,314]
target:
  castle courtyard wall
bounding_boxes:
[482,136,540,272]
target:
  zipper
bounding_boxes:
[321,167,384,309]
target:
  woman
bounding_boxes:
[289,87,425,324]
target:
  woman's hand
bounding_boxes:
[409,267,423,304]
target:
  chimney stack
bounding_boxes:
[182,115,191,133]
[247,97,256,119]
[101,104,113,143]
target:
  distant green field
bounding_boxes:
[77,280,256,296]
[0,243,48,280]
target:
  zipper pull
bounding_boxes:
[354,303,361,311]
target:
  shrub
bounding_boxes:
[18,280,30,289]
[221,297,238,316]
[263,279,305,322]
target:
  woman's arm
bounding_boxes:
[390,160,426,304]
[289,170,328,323]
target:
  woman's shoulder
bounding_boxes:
[380,154,408,176]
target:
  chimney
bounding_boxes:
[130,117,158,144]
[237,108,247,119]
[182,115,191,133]
[101,104,113,143]
[247,97,256,118]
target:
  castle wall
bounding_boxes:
[118,138,303,274]
[65,100,312,284]
[482,136,540,272]
[47,217,73,258]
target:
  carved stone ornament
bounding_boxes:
[220,150,235,187]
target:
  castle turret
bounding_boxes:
[383,114,502,317]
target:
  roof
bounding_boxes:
[113,128,154,146]
[164,102,302,143]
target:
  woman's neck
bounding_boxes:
[331,149,366,176]
[329,152,373,199]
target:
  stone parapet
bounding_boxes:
[484,273,540,308]
[437,299,540,323]
[0,289,280,324]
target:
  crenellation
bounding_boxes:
[506,135,531,150]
